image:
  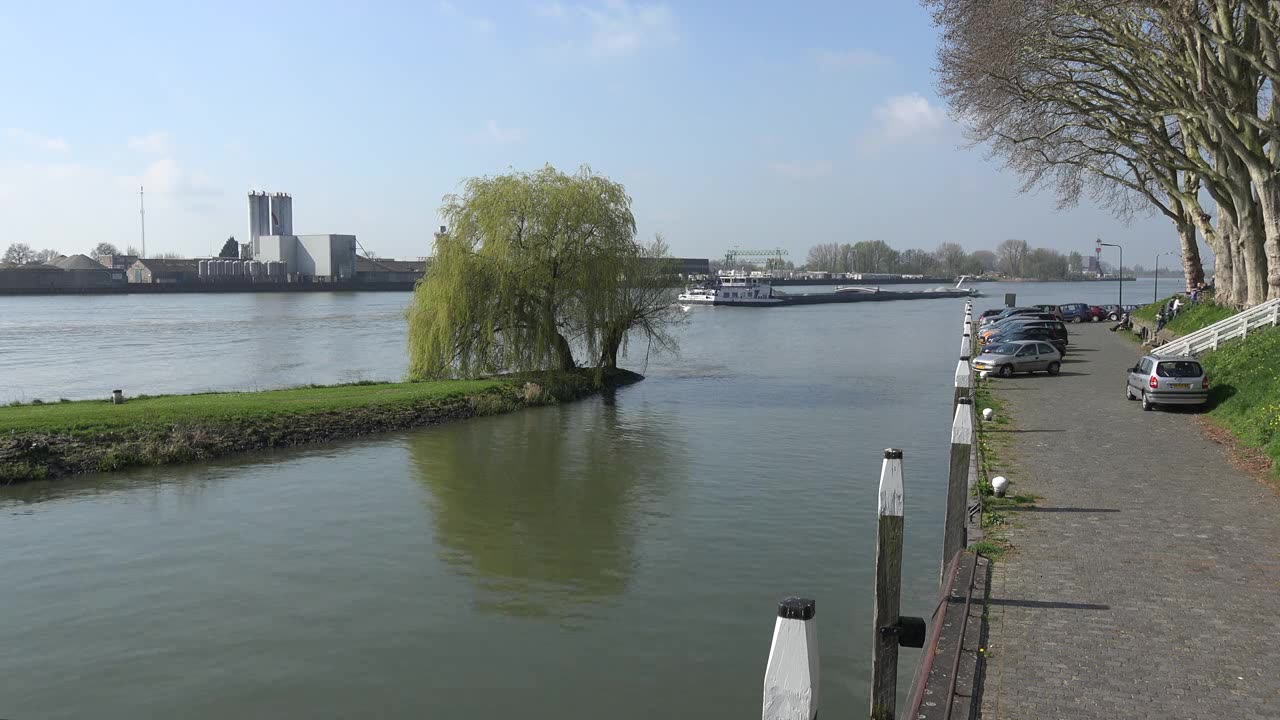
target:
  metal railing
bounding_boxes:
[1153,298,1280,357]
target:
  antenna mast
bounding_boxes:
[139,186,146,258]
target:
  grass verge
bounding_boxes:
[1132,298,1235,336]
[971,375,1038,560]
[1199,326,1280,474]
[0,369,641,484]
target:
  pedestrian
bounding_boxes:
[1190,285,1200,303]
[1155,307,1167,333]
[1172,296,1182,316]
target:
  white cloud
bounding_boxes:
[127,131,174,154]
[534,1,567,17]
[581,1,676,57]
[472,120,527,145]
[438,1,494,33]
[816,48,888,69]
[5,128,70,153]
[768,160,833,180]
[866,93,949,145]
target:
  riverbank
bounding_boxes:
[0,369,641,484]
[978,323,1280,718]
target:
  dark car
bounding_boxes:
[1107,304,1139,321]
[1032,304,1064,320]
[986,326,1068,355]
[1087,305,1111,321]
[979,307,1041,327]
[1057,303,1091,323]
[980,317,1067,341]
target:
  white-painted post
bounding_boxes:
[942,398,974,583]
[871,449,905,720]
[960,332,971,360]
[1272,302,1278,327]
[763,597,818,720]
[1212,329,1219,351]
[954,358,973,414]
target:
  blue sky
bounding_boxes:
[0,0,1182,265]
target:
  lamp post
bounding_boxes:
[1154,250,1177,303]
[1097,239,1123,307]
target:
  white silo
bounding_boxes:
[269,193,293,236]
[198,259,209,279]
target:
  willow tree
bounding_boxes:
[408,165,679,379]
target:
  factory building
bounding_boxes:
[246,191,356,282]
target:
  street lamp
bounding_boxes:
[1154,250,1177,303]
[1097,239,1123,307]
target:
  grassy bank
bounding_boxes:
[1131,298,1235,336]
[971,377,1037,560]
[0,370,639,484]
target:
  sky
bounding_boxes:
[0,0,1186,266]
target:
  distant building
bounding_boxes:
[246,192,357,281]
[128,258,201,284]
[0,255,117,292]
[97,254,139,271]
[356,256,429,284]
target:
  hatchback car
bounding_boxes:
[1032,304,1063,320]
[1125,355,1209,411]
[979,317,1067,341]
[979,307,1040,327]
[984,327,1068,355]
[1057,303,1091,323]
[973,340,1063,377]
[1108,304,1139,321]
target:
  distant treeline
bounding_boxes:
[799,239,1084,280]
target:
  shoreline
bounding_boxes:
[0,369,642,485]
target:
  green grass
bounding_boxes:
[1132,298,1236,336]
[0,379,503,435]
[1200,326,1280,472]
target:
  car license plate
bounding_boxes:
[1170,383,1191,389]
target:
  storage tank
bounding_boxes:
[208,260,219,277]
[198,259,208,279]
[241,260,252,277]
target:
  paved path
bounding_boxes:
[979,323,1280,720]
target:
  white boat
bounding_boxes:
[677,275,785,306]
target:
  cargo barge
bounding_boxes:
[676,275,977,307]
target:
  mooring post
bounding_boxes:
[942,398,974,583]
[763,597,818,720]
[871,449,905,720]
[960,332,971,360]
[953,359,972,414]
[112,389,123,405]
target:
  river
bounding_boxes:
[0,280,1155,719]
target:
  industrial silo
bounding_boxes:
[198,259,208,279]
[269,193,293,236]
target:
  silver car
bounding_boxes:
[1125,355,1209,410]
[972,340,1063,377]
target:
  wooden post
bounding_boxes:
[953,359,972,414]
[763,597,818,720]
[871,449,905,720]
[942,398,973,583]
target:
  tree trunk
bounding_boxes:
[1171,200,1205,291]
[1190,203,1229,302]
[1252,177,1280,300]
[554,333,576,371]
[1238,198,1268,306]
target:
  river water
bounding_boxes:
[0,281,1154,719]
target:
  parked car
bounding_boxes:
[1108,304,1139,321]
[978,308,1006,321]
[982,320,1069,345]
[979,307,1041,326]
[984,327,1068,355]
[972,340,1063,377]
[1032,304,1064,320]
[979,315,1063,337]
[1125,355,1209,411]
[1057,303,1092,323]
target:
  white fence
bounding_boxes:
[1153,298,1280,357]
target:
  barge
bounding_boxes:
[677,275,978,307]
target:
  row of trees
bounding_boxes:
[926,0,1280,306]
[407,165,681,378]
[803,239,1084,280]
[2,244,61,265]
[3,242,192,265]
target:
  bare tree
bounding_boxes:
[996,239,1029,277]
[3,243,35,264]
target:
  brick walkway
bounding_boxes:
[979,323,1280,719]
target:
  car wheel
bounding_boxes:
[1073,316,1083,323]
[1047,361,1061,375]
[998,364,1013,378]
[1126,385,1136,400]
[1109,313,1118,321]
[1141,392,1153,411]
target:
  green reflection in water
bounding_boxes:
[409,393,680,619]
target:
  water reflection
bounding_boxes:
[410,395,682,618]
